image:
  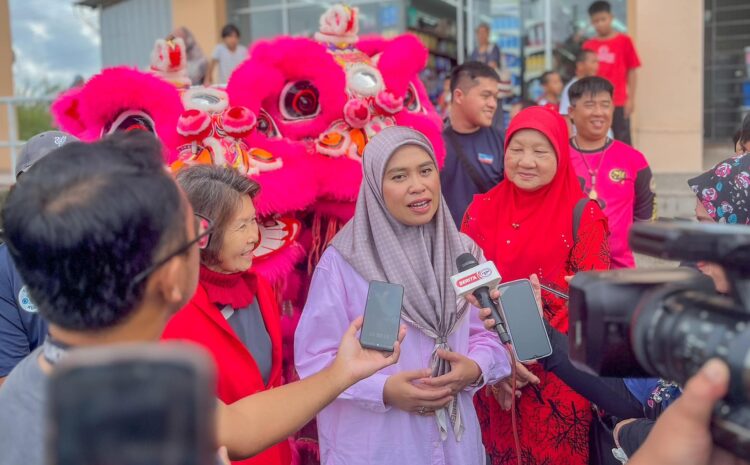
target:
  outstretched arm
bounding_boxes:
[218,317,405,460]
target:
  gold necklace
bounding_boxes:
[573,137,611,201]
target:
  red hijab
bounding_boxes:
[463,106,585,286]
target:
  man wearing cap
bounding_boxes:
[0,131,77,386]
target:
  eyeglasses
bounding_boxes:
[130,213,214,286]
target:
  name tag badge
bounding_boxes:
[478,153,494,165]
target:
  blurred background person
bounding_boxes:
[537,71,564,111]
[469,23,501,72]
[205,24,247,86]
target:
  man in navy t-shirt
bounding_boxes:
[441,61,505,227]
[0,131,77,384]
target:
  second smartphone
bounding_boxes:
[497,279,553,362]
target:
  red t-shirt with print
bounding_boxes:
[583,34,641,106]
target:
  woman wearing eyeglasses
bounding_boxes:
[162,165,291,465]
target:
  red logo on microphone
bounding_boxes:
[457,273,480,288]
[456,268,492,288]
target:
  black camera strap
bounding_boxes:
[444,126,494,193]
[572,198,594,242]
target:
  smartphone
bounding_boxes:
[359,280,404,352]
[47,343,217,465]
[497,279,553,362]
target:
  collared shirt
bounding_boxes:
[570,139,655,268]
[295,247,509,465]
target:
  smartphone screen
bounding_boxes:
[498,279,553,362]
[48,344,216,465]
[359,281,404,352]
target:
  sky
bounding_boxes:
[9,0,101,95]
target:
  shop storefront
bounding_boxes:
[81,0,705,172]
[226,0,629,103]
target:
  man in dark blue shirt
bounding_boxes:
[0,131,77,384]
[441,61,505,227]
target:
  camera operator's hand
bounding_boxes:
[472,274,543,331]
[628,359,747,465]
[331,316,407,385]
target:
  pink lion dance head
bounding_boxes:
[50,39,314,292]
[227,4,445,268]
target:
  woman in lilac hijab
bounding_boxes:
[295,126,509,465]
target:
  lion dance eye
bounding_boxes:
[256,109,281,139]
[103,110,157,136]
[404,83,422,113]
[280,80,320,120]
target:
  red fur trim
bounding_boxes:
[374,90,404,114]
[343,98,370,128]
[177,109,211,138]
[50,88,86,136]
[307,213,343,274]
[222,106,257,138]
[252,242,306,286]
[168,46,182,69]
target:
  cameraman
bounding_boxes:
[472,152,750,462]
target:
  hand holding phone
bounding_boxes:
[359,281,404,352]
[497,279,553,362]
[331,316,406,385]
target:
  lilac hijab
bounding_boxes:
[332,126,474,441]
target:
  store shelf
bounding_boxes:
[505,66,521,74]
[524,44,545,56]
[502,49,521,57]
[525,70,544,81]
[429,49,457,60]
[407,27,456,42]
[524,19,544,29]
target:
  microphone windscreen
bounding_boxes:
[456,252,479,272]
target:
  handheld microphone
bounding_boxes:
[451,253,511,344]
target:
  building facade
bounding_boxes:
[5,0,750,174]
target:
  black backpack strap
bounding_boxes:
[573,198,592,242]
[444,126,494,193]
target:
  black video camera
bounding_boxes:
[569,220,750,457]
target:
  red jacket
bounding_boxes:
[162,272,291,465]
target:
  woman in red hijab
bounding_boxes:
[462,106,610,465]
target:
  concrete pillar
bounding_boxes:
[628,0,703,173]
[0,0,14,173]
[172,0,226,81]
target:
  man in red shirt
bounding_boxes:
[583,1,641,145]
